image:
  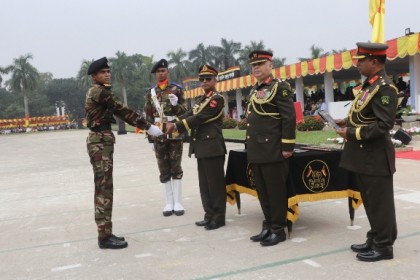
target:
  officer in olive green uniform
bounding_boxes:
[144,59,187,217]
[245,50,296,246]
[336,43,398,262]
[85,57,163,249]
[166,65,227,230]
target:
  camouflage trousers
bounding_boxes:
[87,132,115,240]
[153,139,183,183]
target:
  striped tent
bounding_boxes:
[184,33,420,98]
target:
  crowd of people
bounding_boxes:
[0,122,77,134]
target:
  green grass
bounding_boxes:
[222,128,338,146]
[113,124,338,146]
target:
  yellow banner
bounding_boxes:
[370,0,385,43]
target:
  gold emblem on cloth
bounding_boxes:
[302,160,330,193]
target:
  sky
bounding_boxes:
[1,0,419,79]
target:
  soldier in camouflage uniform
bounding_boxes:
[85,57,162,249]
[245,50,296,247]
[144,59,187,216]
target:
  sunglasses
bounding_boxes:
[199,77,213,82]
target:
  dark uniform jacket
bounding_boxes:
[85,83,150,143]
[175,90,226,158]
[245,76,296,163]
[340,69,398,176]
[144,81,187,142]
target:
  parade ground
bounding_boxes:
[1,129,420,280]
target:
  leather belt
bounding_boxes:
[89,123,111,132]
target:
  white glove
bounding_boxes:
[147,125,163,137]
[150,143,155,151]
[168,93,178,106]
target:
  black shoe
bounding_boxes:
[98,237,128,249]
[195,219,210,226]
[205,221,225,230]
[356,250,393,262]
[163,210,173,217]
[111,234,125,241]
[350,243,371,253]
[250,229,271,242]
[174,210,185,216]
[260,232,286,246]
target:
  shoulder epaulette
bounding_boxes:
[170,81,183,89]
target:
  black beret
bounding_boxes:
[151,59,168,73]
[353,42,388,59]
[87,57,110,75]
[198,65,218,76]
[249,50,273,64]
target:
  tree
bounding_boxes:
[298,44,330,61]
[4,53,39,118]
[167,48,190,82]
[213,38,241,71]
[272,57,287,68]
[126,53,155,112]
[0,66,7,87]
[238,41,267,75]
[76,59,93,92]
[331,48,348,54]
[188,43,216,72]
[42,78,85,120]
[109,51,135,106]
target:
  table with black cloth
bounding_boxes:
[225,148,362,232]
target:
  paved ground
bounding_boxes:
[1,130,420,280]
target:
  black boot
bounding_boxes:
[250,229,271,242]
[111,234,125,241]
[98,237,128,249]
[260,231,286,246]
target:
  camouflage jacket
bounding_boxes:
[144,81,187,122]
[85,83,150,130]
[144,81,187,142]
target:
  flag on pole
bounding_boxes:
[369,0,386,43]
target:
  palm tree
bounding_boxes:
[298,44,330,61]
[331,48,348,54]
[109,51,134,106]
[272,57,287,68]
[0,66,7,87]
[188,43,216,72]
[76,59,93,91]
[167,48,190,82]
[214,38,241,71]
[4,54,39,118]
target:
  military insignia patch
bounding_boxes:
[209,99,218,108]
[302,160,330,193]
[381,96,390,105]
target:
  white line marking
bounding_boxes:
[292,237,307,243]
[135,253,152,258]
[396,193,420,204]
[51,264,81,272]
[228,237,245,242]
[303,259,321,268]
